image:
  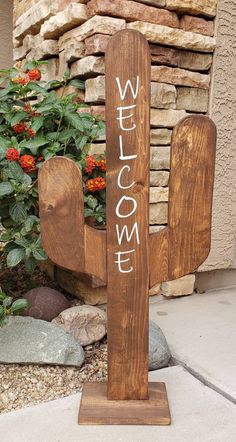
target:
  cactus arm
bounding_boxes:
[149,115,216,288]
[38,156,85,272]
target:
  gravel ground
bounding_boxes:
[0,339,108,414]
[0,254,107,414]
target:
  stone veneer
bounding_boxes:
[12,0,219,297]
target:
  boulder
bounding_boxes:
[149,321,171,370]
[23,286,70,321]
[0,316,84,367]
[52,305,107,346]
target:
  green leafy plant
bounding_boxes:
[0,288,29,326]
[0,61,106,272]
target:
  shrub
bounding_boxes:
[0,287,29,326]
[0,61,106,273]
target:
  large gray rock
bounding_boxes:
[149,321,171,370]
[52,305,107,346]
[0,317,84,367]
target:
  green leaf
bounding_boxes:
[23,61,37,71]
[21,173,32,186]
[0,135,9,149]
[0,305,4,318]
[75,135,88,150]
[44,80,62,90]
[14,238,30,248]
[57,128,77,143]
[25,257,37,273]
[26,82,48,96]
[9,202,28,223]
[11,298,29,313]
[31,116,45,132]
[0,182,14,197]
[65,112,84,131]
[7,248,25,267]
[0,124,8,133]
[32,247,47,261]
[20,215,38,235]
[3,296,13,307]
[20,136,49,155]
[10,112,28,126]
[5,161,24,181]
[69,79,85,90]
[85,195,98,210]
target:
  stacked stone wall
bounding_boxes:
[12,0,218,295]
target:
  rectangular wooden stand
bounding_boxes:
[78,382,171,425]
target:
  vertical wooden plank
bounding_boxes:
[149,115,216,287]
[106,29,151,400]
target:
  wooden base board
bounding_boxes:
[78,382,171,425]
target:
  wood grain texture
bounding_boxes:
[106,29,151,400]
[79,382,171,425]
[39,156,107,281]
[150,115,216,287]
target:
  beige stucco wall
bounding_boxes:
[201,0,236,272]
[0,1,13,69]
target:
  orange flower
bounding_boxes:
[12,76,29,85]
[19,154,36,173]
[23,104,32,113]
[85,155,97,174]
[86,177,106,193]
[12,122,27,134]
[96,158,106,172]
[27,68,42,81]
[6,148,20,161]
[27,128,36,138]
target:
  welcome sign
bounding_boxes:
[39,28,216,426]
[106,29,150,402]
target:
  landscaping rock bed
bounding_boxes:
[0,257,171,413]
[0,338,107,414]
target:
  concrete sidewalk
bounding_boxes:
[1,286,236,442]
[1,365,236,442]
[150,286,236,403]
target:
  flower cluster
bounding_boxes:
[5,148,36,173]
[84,155,106,174]
[11,68,42,86]
[86,177,106,193]
[84,155,106,194]
[6,148,20,161]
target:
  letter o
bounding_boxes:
[116,196,137,218]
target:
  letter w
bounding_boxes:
[116,76,139,101]
[116,222,140,245]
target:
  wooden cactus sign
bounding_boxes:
[38,29,216,425]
